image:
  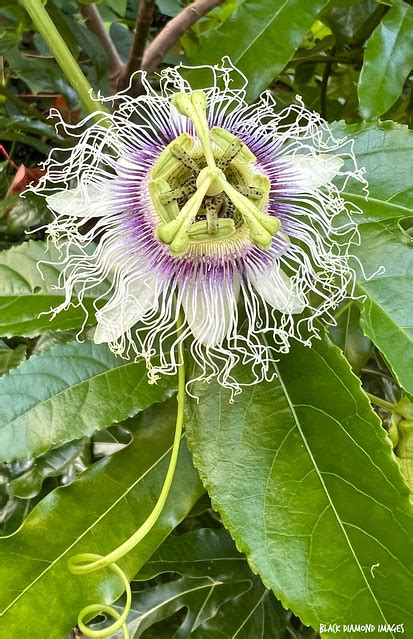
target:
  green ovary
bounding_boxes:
[149,91,279,257]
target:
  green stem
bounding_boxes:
[366,392,396,412]
[20,0,109,117]
[320,58,332,120]
[362,368,393,382]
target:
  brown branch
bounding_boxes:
[141,0,223,73]
[118,0,156,91]
[78,3,124,92]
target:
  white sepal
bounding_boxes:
[46,183,110,218]
[94,276,157,344]
[248,260,305,314]
[286,154,344,189]
[181,274,239,348]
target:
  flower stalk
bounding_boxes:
[20,0,108,117]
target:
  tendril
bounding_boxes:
[69,312,186,638]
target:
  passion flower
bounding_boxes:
[31,62,366,394]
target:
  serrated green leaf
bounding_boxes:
[358,3,413,119]
[187,337,413,636]
[336,120,413,209]
[0,340,26,375]
[355,219,413,394]
[185,0,328,102]
[0,240,105,337]
[0,402,204,638]
[334,121,413,394]
[0,340,175,462]
[90,528,289,638]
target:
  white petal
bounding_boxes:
[248,261,305,314]
[181,275,239,348]
[287,154,344,189]
[46,183,111,218]
[94,276,157,344]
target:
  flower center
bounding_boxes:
[149,90,280,256]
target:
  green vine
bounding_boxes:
[68,312,186,637]
[20,0,109,117]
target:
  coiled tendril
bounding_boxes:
[68,312,186,638]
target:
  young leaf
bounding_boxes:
[0,401,203,638]
[358,2,413,120]
[0,240,105,337]
[186,337,413,635]
[0,340,175,462]
[185,0,328,102]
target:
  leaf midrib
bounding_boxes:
[0,353,136,431]
[0,435,183,617]
[342,191,411,217]
[273,360,391,632]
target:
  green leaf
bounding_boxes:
[337,120,413,209]
[185,0,328,101]
[0,340,26,375]
[187,337,413,635]
[155,0,183,17]
[0,401,204,638]
[5,48,75,99]
[329,303,372,373]
[91,528,289,638]
[335,121,413,394]
[0,240,105,337]
[355,220,413,394]
[358,2,413,120]
[0,340,175,462]
[321,0,380,49]
[6,438,90,500]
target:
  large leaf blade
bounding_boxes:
[0,340,174,461]
[185,0,328,101]
[358,2,413,120]
[187,337,413,636]
[0,402,204,638]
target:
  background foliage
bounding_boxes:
[0,0,412,637]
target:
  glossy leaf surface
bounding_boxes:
[187,337,413,636]
[0,403,204,638]
[336,121,413,393]
[185,0,328,101]
[0,241,104,337]
[0,340,175,461]
[358,2,413,119]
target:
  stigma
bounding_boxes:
[149,90,280,256]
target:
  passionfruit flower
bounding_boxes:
[30,61,366,394]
